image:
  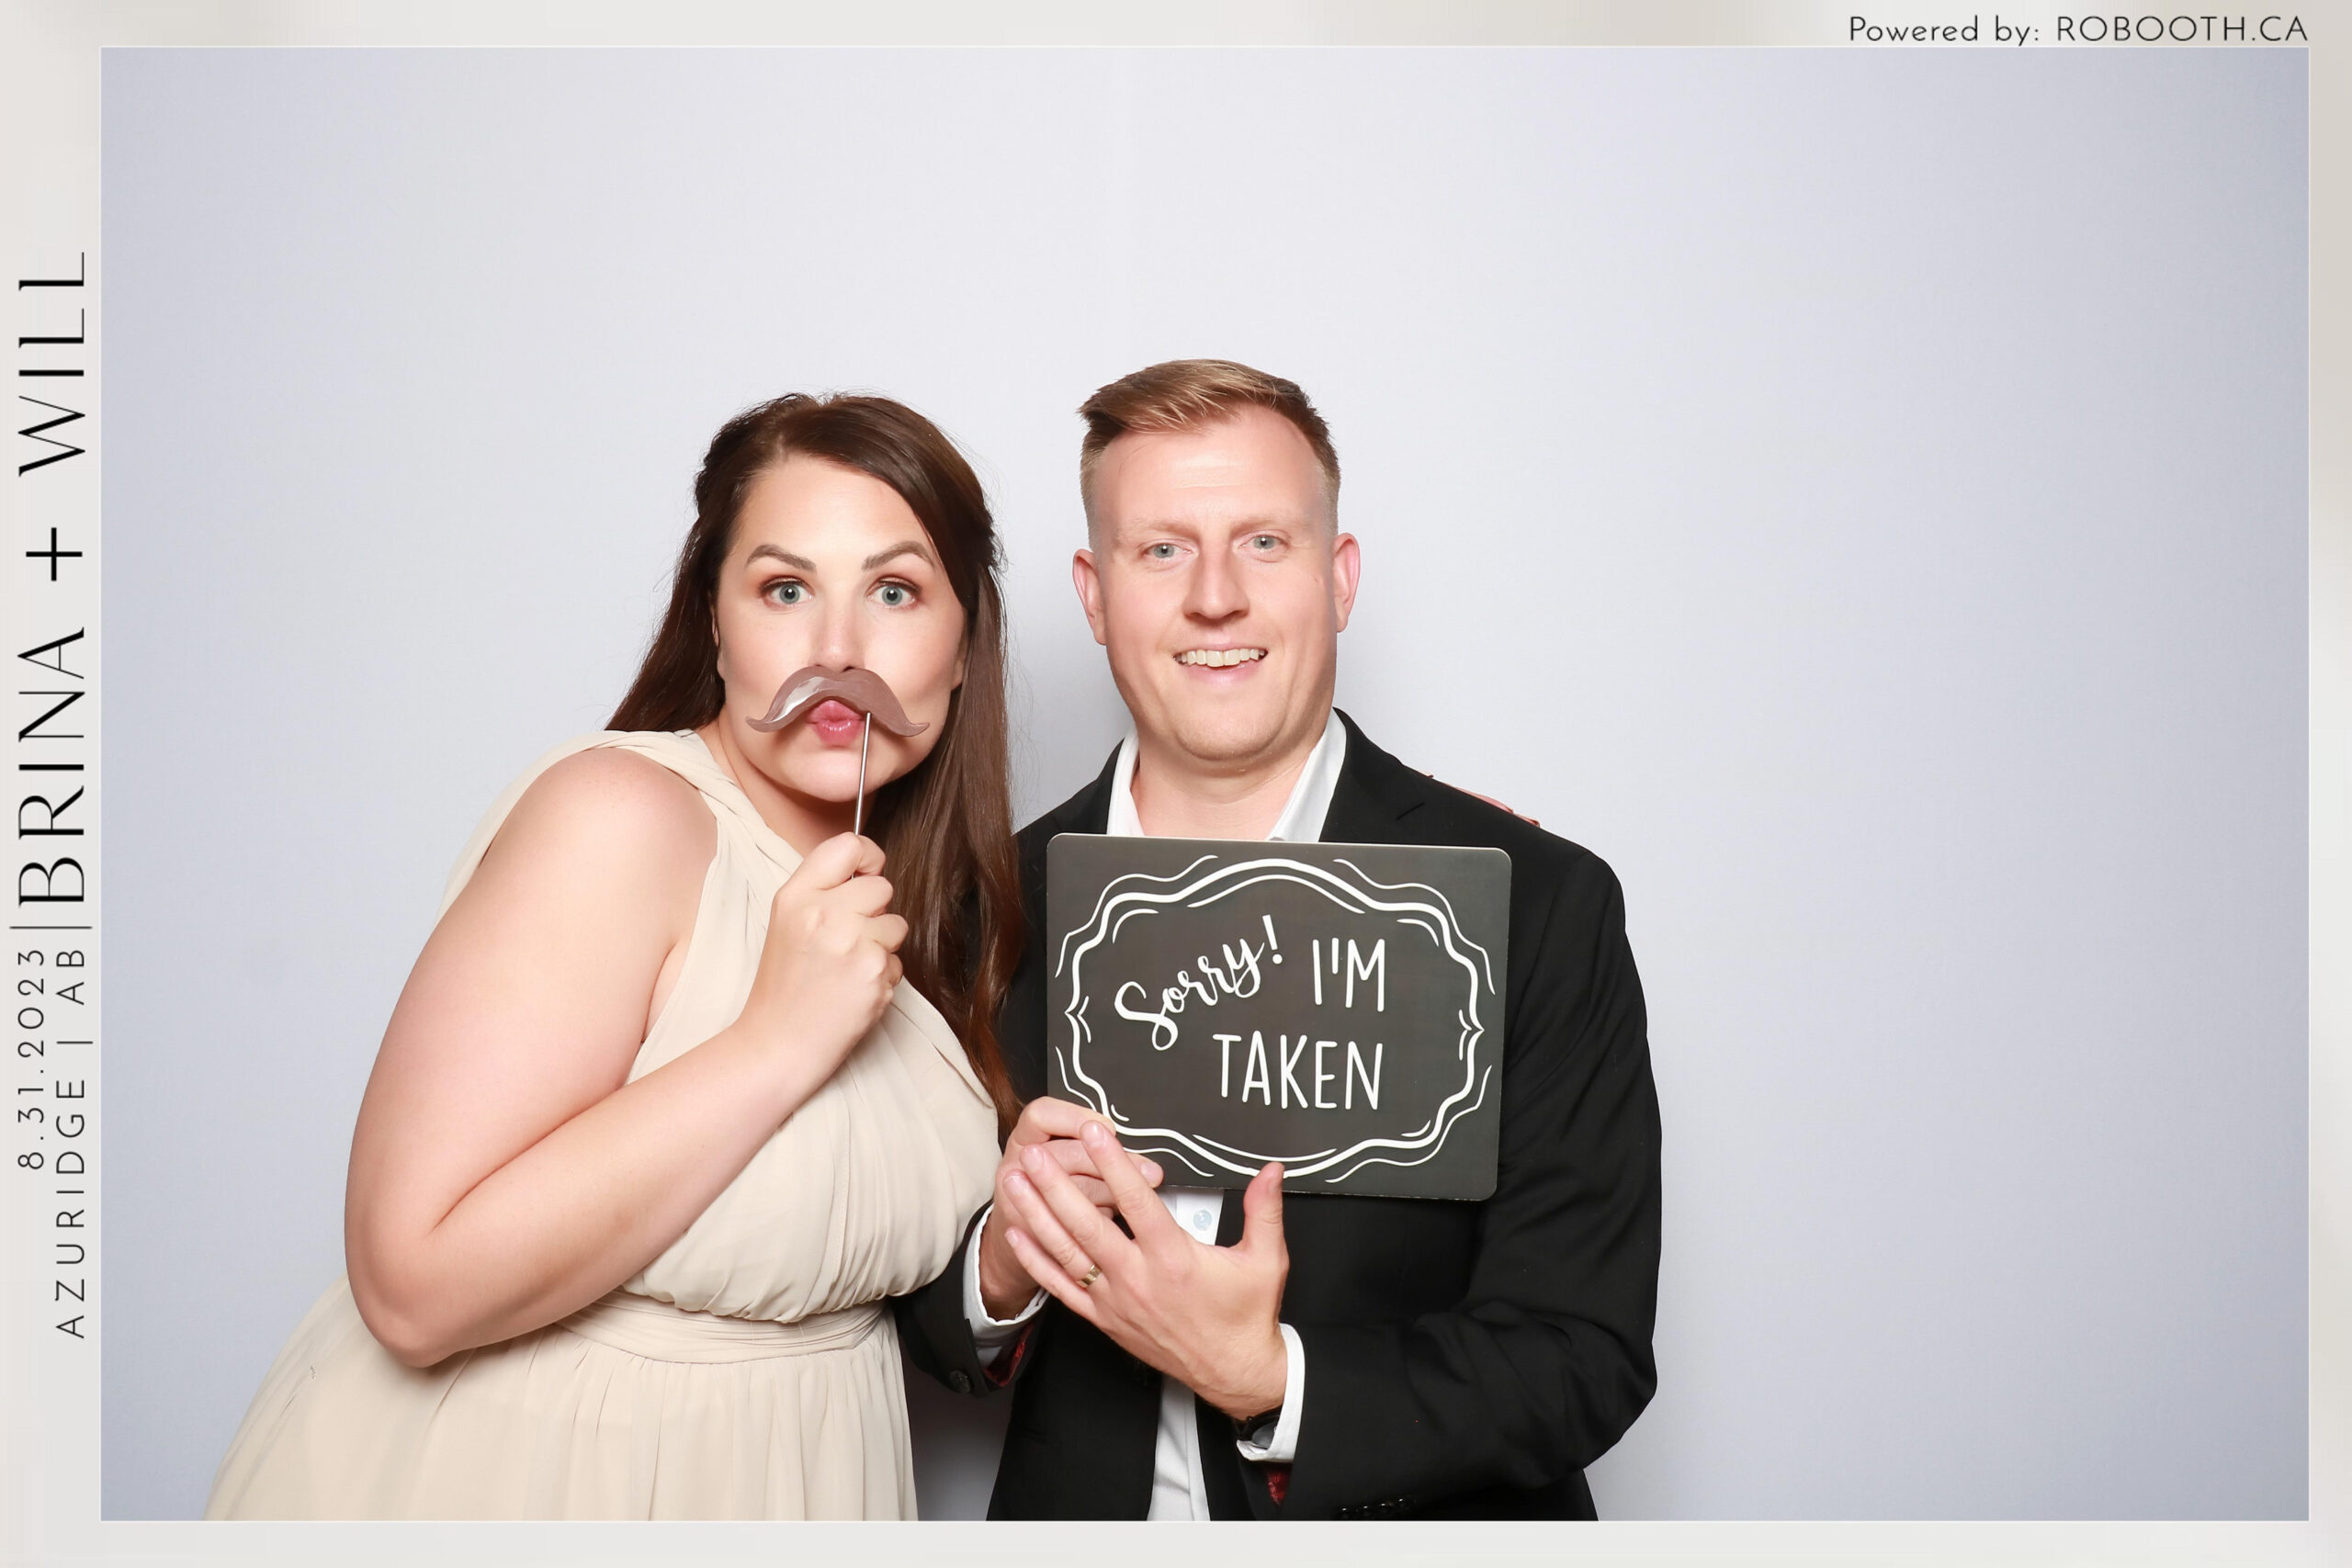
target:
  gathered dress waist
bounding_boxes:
[557,1290,886,1364]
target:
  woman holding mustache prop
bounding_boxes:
[207,394,1144,1519]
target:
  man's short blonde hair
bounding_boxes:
[1077,359,1341,523]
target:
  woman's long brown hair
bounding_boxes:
[610,394,1023,1131]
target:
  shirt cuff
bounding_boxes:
[961,1201,1046,1365]
[1235,1322,1305,1463]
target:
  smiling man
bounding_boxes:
[897,359,1662,1520]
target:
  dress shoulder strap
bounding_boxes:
[438,730,803,916]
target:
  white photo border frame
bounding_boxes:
[3,4,2340,1565]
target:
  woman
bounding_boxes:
[206,393,1023,1519]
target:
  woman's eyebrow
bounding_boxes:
[745,543,817,570]
[862,540,934,570]
[743,541,933,571]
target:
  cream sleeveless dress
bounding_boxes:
[204,730,999,1519]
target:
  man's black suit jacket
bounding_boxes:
[896,711,1661,1519]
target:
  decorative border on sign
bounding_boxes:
[1053,853,1496,1185]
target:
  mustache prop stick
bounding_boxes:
[748,666,931,838]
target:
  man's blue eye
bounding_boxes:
[1149,544,1177,559]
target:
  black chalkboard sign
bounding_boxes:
[1046,835,1510,1201]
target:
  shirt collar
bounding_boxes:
[1103,709,1347,844]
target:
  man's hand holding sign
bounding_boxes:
[986,828,1514,1428]
[1001,1123,1293,1421]
[974,1096,1164,1320]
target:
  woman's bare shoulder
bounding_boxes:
[470,745,717,908]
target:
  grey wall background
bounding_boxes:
[101,48,2305,1520]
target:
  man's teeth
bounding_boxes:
[1176,649,1266,668]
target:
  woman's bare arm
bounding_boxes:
[343,750,899,1367]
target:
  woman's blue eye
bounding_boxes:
[768,581,805,605]
[876,582,911,607]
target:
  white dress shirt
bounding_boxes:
[963,711,1347,1519]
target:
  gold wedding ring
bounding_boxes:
[1077,1264,1103,1290]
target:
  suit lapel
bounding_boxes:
[1061,747,1120,835]
[1319,709,1430,846]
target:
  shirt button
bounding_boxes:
[949,1371,972,1394]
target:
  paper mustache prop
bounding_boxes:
[748,666,931,739]
[747,665,929,838]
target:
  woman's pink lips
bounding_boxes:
[806,699,867,744]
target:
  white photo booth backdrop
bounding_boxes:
[101,47,2304,1518]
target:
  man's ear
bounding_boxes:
[1071,548,1111,649]
[1329,532,1363,634]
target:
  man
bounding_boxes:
[897,359,1660,1519]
